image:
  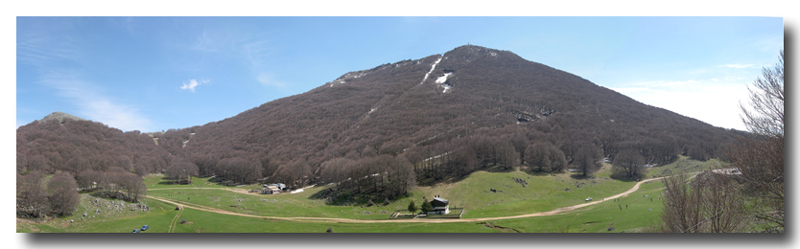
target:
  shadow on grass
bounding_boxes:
[569,174,593,180]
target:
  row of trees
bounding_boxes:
[318,155,415,202]
[17,171,79,218]
[76,167,147,202]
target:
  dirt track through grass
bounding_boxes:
[144,176,673,224]
[168,204,184,233]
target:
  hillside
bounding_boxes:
[16,115,171,180]
[17,45,739,201]
[150,45,737,195]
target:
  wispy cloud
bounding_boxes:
[718,64,760,69]
[236,37,290,89]
[192,30,216,52]
[181,79,210,92]
[17,28,81,67]
[41,70,154,132]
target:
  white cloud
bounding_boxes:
[611,78,750,130]
[41,71,154,132]
[181,79,209,92]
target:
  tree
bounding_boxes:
[420,200,433,214]
[509,135,529,165]
[17,171,50,218]
[740,49,784,139]
[275,159,311,188]
[660,172,702,233]
[408,201,418,214]
[660,172,746,233]
[526,142,566,173]
[166,160,199,183]
[47,171,80,216]
[612,149,644,180]
[727,49,784,231]
[117,173,147,202]
[573,143,602,177]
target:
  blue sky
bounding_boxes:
[15,17,783,132]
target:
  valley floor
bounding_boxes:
[17,156,725,233]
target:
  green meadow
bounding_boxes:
[18,157,725,233]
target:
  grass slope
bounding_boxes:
[18,157,724,233]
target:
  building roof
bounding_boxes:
[431,197,449,207]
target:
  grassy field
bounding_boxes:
[18,157,720,233]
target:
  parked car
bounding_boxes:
[585,197,593,202]
[141,225,149,231]
[131,229,140,233]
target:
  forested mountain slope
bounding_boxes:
[17,45,739,200]
[164,45,737,190]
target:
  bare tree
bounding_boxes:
[573,143,602,177]
[16,171,50,218]
[47,171,80,216]
[526,142,566,173]
[612,149,644,179]
[166,160,199,183]
[701,173,746,233]
[660,172,746,233]
[740,49,784,139]
[661,172,702,233]
[118,173,147,202]
[727,49,784,231]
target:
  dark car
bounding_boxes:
[141,225,149,231]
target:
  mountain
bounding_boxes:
[157,45,736,188]
[17,45,738,200]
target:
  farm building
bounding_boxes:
[430,197,450,214]
[262,185,281,194]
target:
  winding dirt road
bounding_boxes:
[145,176,667,224]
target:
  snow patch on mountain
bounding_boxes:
[435,72,454,93]
[419,56,443,85]
[435,72,452,84]
[442,84,452,93]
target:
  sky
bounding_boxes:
[4,2,796,247]
[15,16,783,132]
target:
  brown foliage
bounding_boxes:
[17,171,50,218]
[611,149,644,180]
[47,171,80,216]
[660,172,746,233]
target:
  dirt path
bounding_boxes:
[150,187,259,195]
[144,176,669,224]
[168,204,184,233]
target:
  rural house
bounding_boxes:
[262,185,281,194]
[430,197,450,214]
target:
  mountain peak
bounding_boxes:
[41,111,84,124]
